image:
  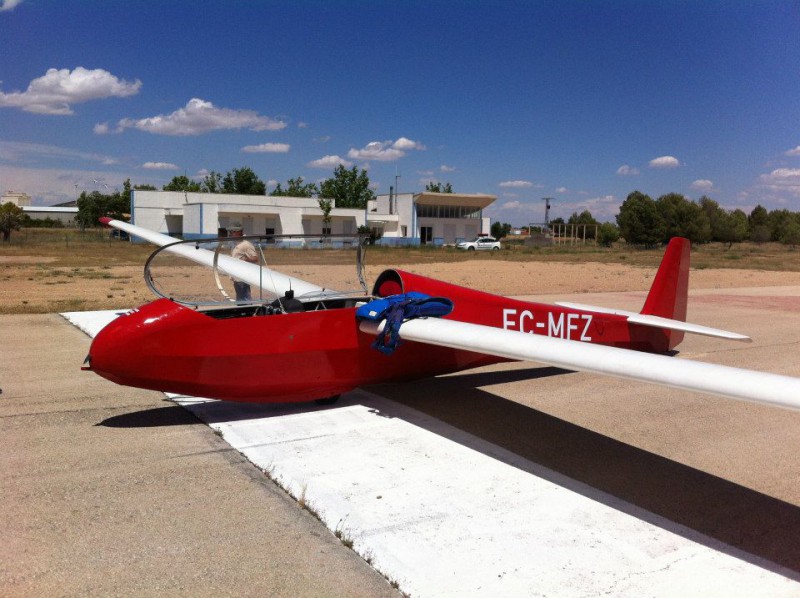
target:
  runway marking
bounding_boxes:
[64,310,800,597]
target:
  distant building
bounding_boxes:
[369,192,494,245]
[2,191,31,207]
[130,190,496,245]
[22,206,78,226]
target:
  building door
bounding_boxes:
[443,223,456,244]
[421,226,433,245]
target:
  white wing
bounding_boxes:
[360,318,800,411]
[102,218,323,297]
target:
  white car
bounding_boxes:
[457,236,501,251]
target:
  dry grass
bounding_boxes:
[3,228,800,315]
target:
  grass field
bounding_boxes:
[2,228,800,315]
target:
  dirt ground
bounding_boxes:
[4,253,800,314]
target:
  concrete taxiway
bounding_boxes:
[3,285,800,596]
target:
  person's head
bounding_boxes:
[229,224,243,237]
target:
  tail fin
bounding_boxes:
[641,237,690,347]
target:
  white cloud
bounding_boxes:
[759,168,800,198]
[786,146,800,157]
[348,141,405,162]
[392,137,425,151]
[142,161,179,170]
[416,170,434,177]
[0,67,141,115]
[347,137,425,162]
[314,135,331,143]
[690,179,714,191]
[648,156,680,169]
[307,154,353,169]
[0,139,118,166]
[440,164,456,172]
[555,187,568,193]
[616,164,640,176]
[111,98,286,136]
[500,200,522,210]
[0,0,23,11]
[241,142,290,153]
[499,180,533,188]
[297,122,308,129]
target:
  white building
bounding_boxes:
[369,192,494,245]
[22,206,79,226]
[2,191,31,207]
[130,189,495,245]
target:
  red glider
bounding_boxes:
[85,218,800,409]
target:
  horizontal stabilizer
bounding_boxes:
[555,301,751,342]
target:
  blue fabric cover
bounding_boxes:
[356,293,454,354]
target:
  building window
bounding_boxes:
[416,204,481,219]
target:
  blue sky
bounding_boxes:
[1,1,799,225]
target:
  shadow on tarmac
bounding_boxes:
[95,364,800,577]
[370,370,800,578]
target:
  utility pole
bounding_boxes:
[541,197,553,231]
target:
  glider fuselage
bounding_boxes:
[88,269,669,403]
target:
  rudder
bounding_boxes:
[641,237,690,347]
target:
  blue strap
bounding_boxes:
[357,293,454,355]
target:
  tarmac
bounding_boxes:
[3,285,800,596]
[1,314,400,597]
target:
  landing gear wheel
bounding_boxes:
[315,395,340,406]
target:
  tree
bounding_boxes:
[318,197,333,236]
[201,171,223,193]
[319,165,375,209]
[657,193,711,244]
[222,166,266,195]
[272,177,318,197]
[597,222,620,247]
[616,191,665,247]
[490,221,512,239]
[163,175,201,192]
[748,204,770,242]
[567,209,599,239]
[714,209,748,248]
[425,182,453,193]
[76,190,129,230]
[0,202,24,241]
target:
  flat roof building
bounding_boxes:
[131,190,496,245]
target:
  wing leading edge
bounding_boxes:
[359,318,800,411]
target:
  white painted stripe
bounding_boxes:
[64,310,800,597]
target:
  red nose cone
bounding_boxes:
[88,299,196,390]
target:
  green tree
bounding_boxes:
[201,171,223,193]
[163,175,201,192]
[657,193,711,243]
[715,209,748,248]
[568,209,599,239]
[490,221,512,239]
[616,191,665,247]
[272,177,319,197]
[318,197,333,236]
[76,190,129,229]
[597,222,620,247]
[222,166,266,195]
[748,204,770,242]
[425,182,453,193]
[319,165,375,209]
[0,202,24,241]
[768,209,794,242]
